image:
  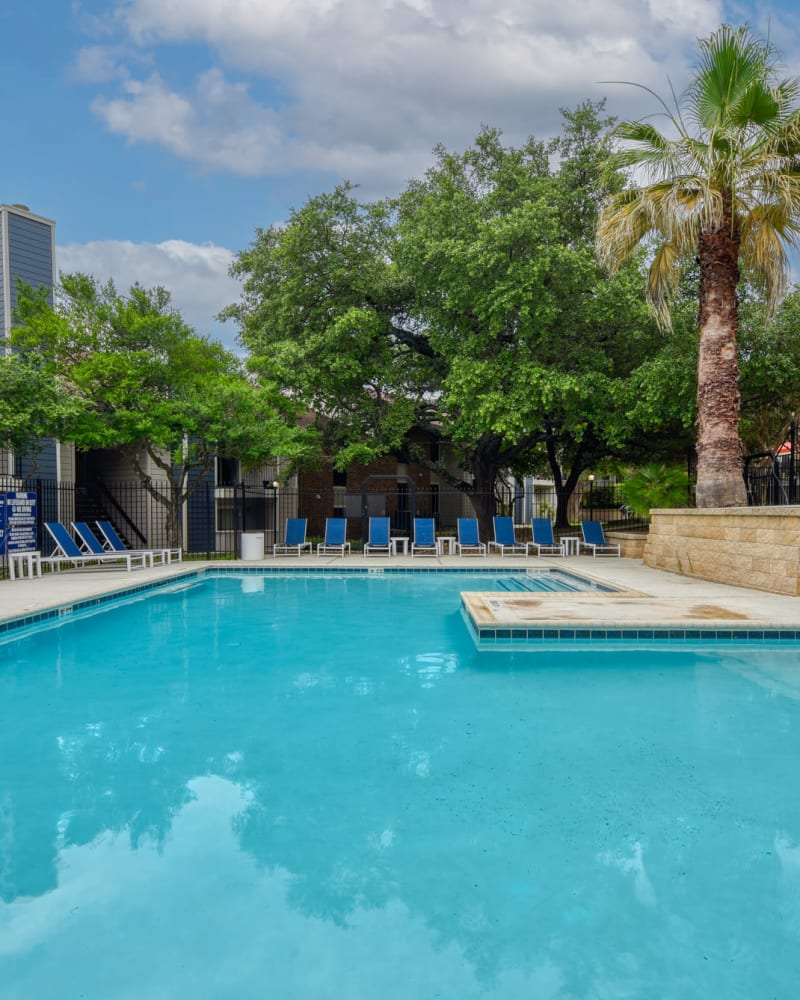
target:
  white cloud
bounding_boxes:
[72,44,124,84]
[80,0,744,193]
[92,69,288,176]
[56,238,242,348]
[646,0,721,34]
[1,775,570,999]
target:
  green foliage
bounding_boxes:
[226,105,676,531]
[738,285,800,452]
[579,484,620,510]
[598,25,800,506]
[549,99,622,245]
[224,185,412,468]
[0,350,81,470]
[619,464,690,516]
[599,24,800,320]
[11,275,315,532]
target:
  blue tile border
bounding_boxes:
[0,569,205,636]
[0,566,604,637]
[204,564,619,593]
[3,565,798,647]
[469,624,800,645]
[207,565,600,579]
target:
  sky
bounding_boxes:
[3,0,800,349]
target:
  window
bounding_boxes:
[216,457,239,486]
[333,469,347,487]
[333,485,346,517]
[216,498,236,532]
[397,482,409,511]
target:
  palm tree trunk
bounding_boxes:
[695,205,748,507]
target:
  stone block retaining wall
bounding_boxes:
[644,507,800,595]
[605,531,647,559]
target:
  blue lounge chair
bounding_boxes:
[488,516,527,557]
[274,517,312,556]
[580,520,621,557]
[455,517,486,557]
[316,517,350,557]
[363,517,392,557]
[411,517,438,557]
[44,522,146,571]
[527,518,563,558]
[74,521,156,568]
[95,519,182,566]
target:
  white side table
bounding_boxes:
[436,536,456,556]
[9,550,42,580]
[560,536,580,556]
[390,537,409,556]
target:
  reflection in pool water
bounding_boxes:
[1,573,799,998]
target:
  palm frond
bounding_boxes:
[738,202,798,310]
[768,108,800,155]
[605,122,703,187]
[690,24,774,130]
[597,189,659,271]
[597,181,703,273]
[597,23,800,323]
[646,241,683,329]
[598,79,682,125]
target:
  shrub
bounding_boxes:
[619,464,689,517]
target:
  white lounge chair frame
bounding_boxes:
[454,518,486,557]
[579,520,621,557]
[526,518,564,557]
[363,517,392,557]
[274,518,312,556]
[44,522,146,572]
[316,518,351,557]
[96,519,182,565]
[488,516,527,557]
[411,518,438,557]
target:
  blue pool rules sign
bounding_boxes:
[0,492,38,555]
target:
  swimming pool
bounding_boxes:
[1,571,799,998]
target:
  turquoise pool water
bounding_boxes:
[1,571,799,998]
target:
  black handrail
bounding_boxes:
[93,481,149,545]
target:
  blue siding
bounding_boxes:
[2,208,58,475]
[0,215,4,337]
[0,213,6,337]
[18,440,57,480]
[185,465,216,553]
[7,212,53,320]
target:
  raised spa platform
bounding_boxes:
[460,588,800,644]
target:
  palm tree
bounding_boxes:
[597,24,800,507]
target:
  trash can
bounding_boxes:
[240,532,265,561]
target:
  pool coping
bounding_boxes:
[463,616,800,647]
[2,559,799,644]
[460,588,800,646]
[0,564,609,636]
[0,565,204,635]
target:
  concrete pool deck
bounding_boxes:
[1,553,799,631]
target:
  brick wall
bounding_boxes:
[644,507,800,595]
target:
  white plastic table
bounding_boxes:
[9,550,41,580]
[436,536,456,556]
[560,536,580,556]
[390,537,409,556]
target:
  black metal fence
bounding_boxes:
[743,454,798,506]
[1,474,650,578]
[7,449,799,577]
